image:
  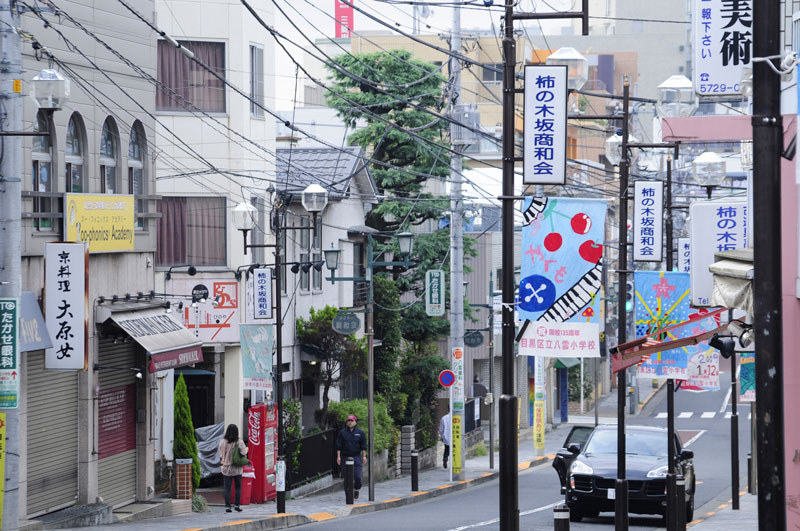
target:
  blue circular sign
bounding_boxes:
[439,369,455,387]
[518,274,556,313]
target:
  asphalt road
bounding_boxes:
[307,359,752,530]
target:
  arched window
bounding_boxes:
[65,113,85,193]
[128,122,146,229]
[100,117,118,194]
[32,111,54,231]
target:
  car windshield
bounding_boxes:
[584,430,668,457]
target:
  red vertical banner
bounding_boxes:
[335,0,354,38]
[248,403,267,503]
[264,403,278,501]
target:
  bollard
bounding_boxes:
[666,473,677,531]
[345,457,354,505]
[747,453,753,494]
[553,503,570,531]
[676,476,686,530]
[411,450,419,492]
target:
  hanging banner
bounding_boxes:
[678,238,691,274]
[335,0,354,38]
[739,351,755,402]
[689,201,748,306]
[44,242,88,370]
[519,197,606,327]
[533,356,546,453]
[683,347,721,391]
[0,299,19,408]
[633,181,664,262]
[425,269,445,317]
[246,268,273,322]
[692,0,752,96]
[518,322,600,358]
[523,65,568,185]
[240,324,274,390]
[168,278,240,343]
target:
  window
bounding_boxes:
[32,111,54,231]
[250,45,264,117]
[65,113,84,193]
[300,216,310,291]
[482,63,503,82]
[156,196,226,266]
[100,118,118,194]
[312,217,322,290]
[157,40,226,112]
[128,122,147,229]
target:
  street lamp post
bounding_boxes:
[234,184,328,514]
[325,230,413,502]
[692,151,727,199]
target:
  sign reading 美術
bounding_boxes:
[64,193,135,252]
[633,181,663,262]
[692,0,752,96]
[44,242,88,370]
[0,299,19,408]
[523,65,567,185]
[425,270,445,317]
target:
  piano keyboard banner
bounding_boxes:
[518,197,606,326]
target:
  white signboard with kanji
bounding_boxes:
[517,322,600,358]
[45,243,88,370]
[425,270,445,317]
[689,201,748,306]
[633,181,664,262]
[693,0,752,96]
[169,278,241,343]
[523,65,568,185]
[246,268,273,321]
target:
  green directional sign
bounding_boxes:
[0,298,19,409]
[425,270,445,317]
[332,312,361,335]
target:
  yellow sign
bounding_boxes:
[452,414,462,475]
[533,402,545,450]
[0,411,5,528]
[64,194,135,252]
[12,80,21,93]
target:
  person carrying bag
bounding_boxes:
[218,424,248,512]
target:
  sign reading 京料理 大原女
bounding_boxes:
[692,0,752,96]
[523,65,567,185]
[64,193,135,252]
[44,243,88,370]
[633,181,663,262]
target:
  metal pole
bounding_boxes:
[345,457,354,505]
[411,450,419,491]
[501,1,520,528]
[489,277,495,469]
[731,348,739,510]
[666,156,673,270]
[554,504,571,531]
[676,476,686,530]
[752,0,785,528]
[614,76,630,531]
[666,379,676,531]
[367,236,375,501]
[0,0,21,526]
[580,360,584,414]
[593,357,599,427]
[450,3,465,482]
[274,219,286,514]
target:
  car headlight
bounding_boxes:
[570,460,593,475]
[647,465,668,478]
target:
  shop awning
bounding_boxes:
[20,291,53,352]
[107,308,203,372]
[709,248,754,315]
[554,358,581,369]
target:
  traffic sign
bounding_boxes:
[332,312,361,335]
[464,330,484,347]
[439,369,455,387]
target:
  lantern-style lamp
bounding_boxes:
[545,47,588,91]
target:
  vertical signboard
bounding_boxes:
[633,181,664,262]
[246,268,273,322]
[678,238,691,274]
[533,356,546,454]
[0,299,19,408]
[335,0,354,38]
[693,0,752,96]
[240,324,273,390]
[425,270,445,317]
[523,65,568,185]
[0,411,5,524]
[45,242,88,370]
[451,347,464,478]
[739,351,755,402]
[689,201,748,306]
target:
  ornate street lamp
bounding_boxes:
[545,47,588,91]
[656,75,698,118]
[31,69,70,111]
[692,151,727,199]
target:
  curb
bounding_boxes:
[193,456,554,531]
[640,379,666,410]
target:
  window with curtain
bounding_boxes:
[65,114,84,193]
[299,216,310,291]
[128,122,146,229]
[100,118,118,194]
[250,45,264,117]
[157,40,226,112]
[156,196,226,266]
[32,111,54,231]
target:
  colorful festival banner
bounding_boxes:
[518,197,606,326]
[680,308,726,391]
[239,324,273,390]
[739,351,755,402]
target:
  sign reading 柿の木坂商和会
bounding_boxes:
[523,65,567,185]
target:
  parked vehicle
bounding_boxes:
[552,425,695,523]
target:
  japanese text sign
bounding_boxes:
[693,0,752,95]
[689,201,748,306]
[169,278,240,343]
[0,299,19,408]
[425,269,445,317]
[518,322,600,358]
[678,238,691,274]
[45,243,88,370]
[452,347,465,405]
[335,0,354,38]
[523,65,568,185]
[519,197,606,326]
[64,193,135,252]
[682,347,721,391]
[246,268,273,321]
[240,324,273,390]
[633,181,664,262]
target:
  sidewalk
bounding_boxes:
[688,489,757,530]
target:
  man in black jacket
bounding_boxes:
[336,414,368,499]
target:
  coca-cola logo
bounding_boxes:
[248,411,261,447]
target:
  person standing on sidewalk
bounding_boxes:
[336,414,367,499]
[218,424,248,513]
[439,412,451,469]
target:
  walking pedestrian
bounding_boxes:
[439,412,451,469]
[218,423,248,513]
[336,414,367,499]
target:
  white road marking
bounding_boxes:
[678,411,693,418]
[443,502,562,530]
[725,412,732,419]
[720,385,733,413]
[701,411,716,419]
[655,412,668,419]
[683,430,706,447]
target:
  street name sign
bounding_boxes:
[332,312,361,335]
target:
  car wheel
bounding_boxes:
[569,508,583,522]
[686,491,695,523]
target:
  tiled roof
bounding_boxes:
[275,146,370,196]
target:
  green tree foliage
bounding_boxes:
[173,373,200,489]
[283,399,303,472]
[296,306,366,423]
[373,275,408,424]
[398,342,449,445]
[328,397,395,453]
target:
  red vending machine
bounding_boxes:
[247,403,267,503]
[264,403,278,501]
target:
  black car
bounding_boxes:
[552,425,695,523]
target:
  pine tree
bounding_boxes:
[173,373,200,489]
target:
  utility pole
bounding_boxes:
[0,0,22,527]
[752,0,785,528]
[488,277,494,470]
[449,4,465,482]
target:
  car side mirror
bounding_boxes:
[680,449,694,460]
[567,443,581,454]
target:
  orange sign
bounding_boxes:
[452,347,463,360]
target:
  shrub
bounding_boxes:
[173,373,200,489]
[328,397,395,453]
